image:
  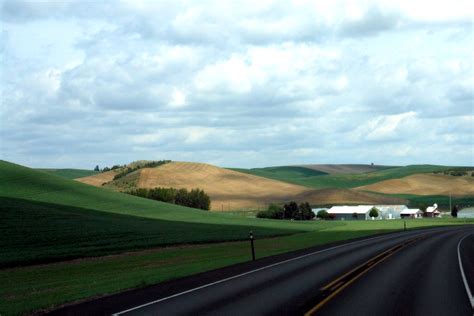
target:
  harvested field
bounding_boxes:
[76,170,116,186]
[355,174,474,196]
[134,162,406,210]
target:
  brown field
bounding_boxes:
[76,170,116,186]
[297,164,389,174]
[75,162,406,210]
[133,162,405,210]
[355,173,474,196]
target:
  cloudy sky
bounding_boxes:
[1,0,473,169]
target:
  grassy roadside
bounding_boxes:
[1,218,472,315]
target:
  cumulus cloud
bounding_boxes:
[0,0,473,168]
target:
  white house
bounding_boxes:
[426,203,441,217]
[327,205,380,220]
[400,208,423,218]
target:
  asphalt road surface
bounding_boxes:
[50,226,474,316]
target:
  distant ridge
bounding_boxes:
[295,164,393,174]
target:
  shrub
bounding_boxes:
[256,210,275,219]
[369,207,379,218]
[451,205,458,218]
[317,210,329,219]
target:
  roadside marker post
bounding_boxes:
[250,231,256,261]
[404,221,406,231]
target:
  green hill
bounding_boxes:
[0,160,313,267]
[230,166,328,183]
[232,165,459,189]
[38,168,99,179]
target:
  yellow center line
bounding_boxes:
[307,237,423,316]
[329,281,344,291]
[320,243,401,291]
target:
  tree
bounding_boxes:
[284,201,299,219]
[268,203,284,219]
[369,207,379,218]
[299,202,315,220]
[451,205,459,218]
[94,165,100,172]
[317,210,329,220]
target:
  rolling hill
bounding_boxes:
[79,161,406,210]
[38,168,99,179]
[295,164,393,174]
[76,169,117,186]
[355,173,474,196]
[233,164,461,189]
[0,160,306,266]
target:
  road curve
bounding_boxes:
[49,226,473,316]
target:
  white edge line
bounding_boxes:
[457,232,474,308]
[112,231,420,315]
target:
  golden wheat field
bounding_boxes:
[76,170,117,186]
[355,173,474,196]
[74,162,403,210]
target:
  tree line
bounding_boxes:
[93,160,172,179]
[257,202,314,220]
[127,187,210,210]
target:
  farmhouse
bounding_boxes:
[425,203,441,217]
[400,208,423,218]
[327,205,380,220]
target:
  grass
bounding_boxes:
[230,166,328,183]
[233,165,459,189]
[0,197,298,268]
[1,218,472,315]
[37,168,99,179]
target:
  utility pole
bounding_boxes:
[249,231,256,261]
[449,192,452,212]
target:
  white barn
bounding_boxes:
[374,205,408,219]
[401,208,423,218]
[327,205,379,220]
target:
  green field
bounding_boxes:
[0,197,299,267]
[1,160,473,315]
[37,168,98,179]
[393,194,474,210]
[230,166,328,183]
[233,165,457,189]
[2,218,472,315]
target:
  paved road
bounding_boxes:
[50,226,473,316]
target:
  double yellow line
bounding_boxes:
[305,236,423,315]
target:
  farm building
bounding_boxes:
[425,203,441,217]
[400,208,423,218]
[327,205,380,220]
[374,205,408,219]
